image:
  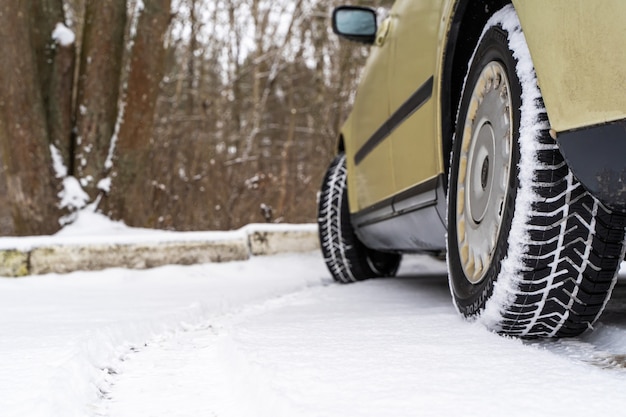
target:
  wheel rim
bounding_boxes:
[456,61,513,284]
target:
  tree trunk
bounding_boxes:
[74,0,126,197]
[30,0,75,168]
[103,0,172,225]
[0,1,64,235]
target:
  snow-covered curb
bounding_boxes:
[0,224,319,277]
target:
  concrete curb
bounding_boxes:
[0,224,319,277]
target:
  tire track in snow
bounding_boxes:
[101,258,626,417]
[97,281,336,417]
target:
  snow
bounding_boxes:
[103,0,145,174]
[52,22,75,47]
[49,144,68,178]
[0,210,310,251]
[476,4,544,328]
[49,144,91,223]
[97,177,112,193]
[3,214,626,417]
[58,176,90,211]
[0,252,325,417]
[0,214,321,417]
[55,211,143,238]
[104,257,626,417]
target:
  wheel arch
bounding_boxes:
[439,0,511,191]
[336,134,345,154]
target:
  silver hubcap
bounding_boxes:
[456,62,513,284]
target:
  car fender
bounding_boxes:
[512,0,626,133]
[513,0,626,210]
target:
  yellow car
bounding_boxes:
[317,0,626,338]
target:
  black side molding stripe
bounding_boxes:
[354,76,434,165]
[352,175,441,227]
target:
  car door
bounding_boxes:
[345,16,395,213]
[386,0,449,198]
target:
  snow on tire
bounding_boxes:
[318,154,401,283]
[447,5,626,338]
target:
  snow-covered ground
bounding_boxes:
[0,252,326,417]
[103,256,626,417]
[3,214,626,417]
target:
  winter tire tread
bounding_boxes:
[317,154,401,283]
[448,5,626,338]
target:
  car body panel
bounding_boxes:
[341,0,626,222]
[346,0,451,213]
[345,26,395,211]
[512,0,626,133]
[388,0,445,193]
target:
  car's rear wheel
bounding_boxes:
[318,154,401,283]
[447,5,626,337]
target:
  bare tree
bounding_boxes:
[0,0,175,235]
[0,0,380,234]
[0,0,67,235]
[103,0,173,224]
[73,0,126,199]
[136,0,375,230]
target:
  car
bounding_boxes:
[317,0,626,338]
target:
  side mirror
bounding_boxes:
[332,6,377,45]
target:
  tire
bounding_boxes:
[318,154,401,283]
[447,5,626,338]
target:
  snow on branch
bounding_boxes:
[52,23,76,47]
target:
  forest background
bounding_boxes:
[0,0,392,236]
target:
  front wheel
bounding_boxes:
[447,5,626,338]
[318,154,401,283]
